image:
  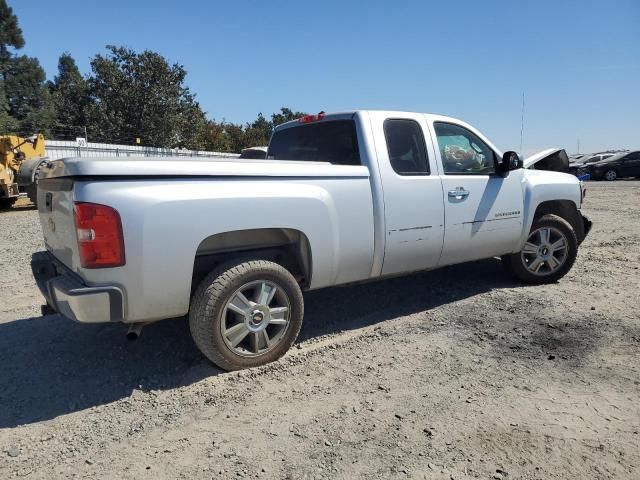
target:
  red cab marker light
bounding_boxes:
[73,202,125,268]
[298,112,325,124]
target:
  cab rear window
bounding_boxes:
[267,120,361,165]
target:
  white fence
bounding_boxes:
[46,139,240,160]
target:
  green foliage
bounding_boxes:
[242,113,272,148]
[0,1,53,135]
[49,53,89,139]
[271,107,306,127]
[85,45,206,147]
[2,55,53,135]
[0,0,23,63]
[197,108,306,153]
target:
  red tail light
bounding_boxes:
[74,202,125,268]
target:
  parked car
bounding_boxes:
[239,146,267,159]
[569,153,615,176]
[31,110,591,371]
[583,150,640,181]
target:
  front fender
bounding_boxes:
[520,171,582,247]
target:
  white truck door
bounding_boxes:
[429,120,524,266]
[368,112,445,276]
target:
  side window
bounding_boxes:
[384,119,429,175]
[434,122,497,175]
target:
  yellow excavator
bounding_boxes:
[0,134,48,209]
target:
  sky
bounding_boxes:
[10,0,640,155]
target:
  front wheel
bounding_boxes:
[502,214,578,284]
[189,259,304,371]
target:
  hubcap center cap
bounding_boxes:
[246,305,271,332]
[251,310,265,324]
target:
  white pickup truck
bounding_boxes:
[32,110,591,370]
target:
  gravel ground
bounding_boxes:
[0,182,639,479]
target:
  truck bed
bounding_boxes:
[37,156,376,322]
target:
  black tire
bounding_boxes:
[502,214,578,284]
[189,259,304,371]
[27,160,44,206]
[0,197,17,210]
[603,169,617,181]
[26,186,37,205]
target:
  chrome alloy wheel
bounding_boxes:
[220,280,291,357]
[520,226,569,276]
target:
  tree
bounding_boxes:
[0,0,52,135]
[0,0,23,64]
[271,107,306,127]
[200,120,231,152]
[197,107,307,153]
[0,0,23,132]
[3,55,53,134]
[224,123,247,153]
[86,45,207,147]
[243,113,272,147]
[50,53,89,139]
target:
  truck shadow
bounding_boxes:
[0,257,519,428]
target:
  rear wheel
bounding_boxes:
[503,214,577,284]
[603,169,617,181]
[189,259,304,371]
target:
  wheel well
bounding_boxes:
[191,228,312,293]
[533,200,585,242]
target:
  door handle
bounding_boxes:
[448,188,470,199]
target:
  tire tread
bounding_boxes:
[189,259,303,371]
[503,214,578,284]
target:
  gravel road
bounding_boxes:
[1,182,639,479]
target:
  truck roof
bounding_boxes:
[274,110,465,131]
[273,110,503,159]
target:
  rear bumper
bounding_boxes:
[31,251,124,323]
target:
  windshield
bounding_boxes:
[587,157,602,163]
[596,152,627,162]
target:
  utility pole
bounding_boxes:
[84,126,88,143]
[577,138,580,154]
[519,93,525,154]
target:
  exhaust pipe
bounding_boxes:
[126,323,144,340]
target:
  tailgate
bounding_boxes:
[37,178,80,271]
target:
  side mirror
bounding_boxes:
[501,151,523,172]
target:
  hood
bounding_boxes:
[524,148,570,173]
